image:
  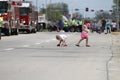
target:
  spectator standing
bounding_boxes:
[105,20,111,34]
[111,20,117,32]
[58,20,64,31]
[101,19,106,32]
[63,21,69,32]
[78,19,83,32]
[96,20,102,34]
[70,18,76,32]
[0,17,3,40]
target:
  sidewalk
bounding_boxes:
[108,32,120,80]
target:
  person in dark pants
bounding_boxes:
[63,21,69,32]
[105,20,111,34]
[78,19,83,32]
[101,19,106,33]
[58,20,64,31]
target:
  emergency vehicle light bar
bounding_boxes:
[20,3,30,7]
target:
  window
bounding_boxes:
[19,7,30,16]
[0,1,8,13]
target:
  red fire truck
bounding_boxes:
[0,0,21,36]
[18,1,37,33]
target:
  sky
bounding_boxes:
[15,0,114,18]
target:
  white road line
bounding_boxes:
[22,45,30,47]
[45,40,50,42]
[52,38,56,41]
[4,48,14,51]
[35,42,41,45]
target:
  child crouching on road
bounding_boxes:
[56,34,67,47]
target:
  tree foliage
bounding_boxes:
[111,0,120,20]
[95,11,111,20]
[46,2,69,20]
[72,12,83,19]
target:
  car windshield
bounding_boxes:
[19,7,30,16]
[0,1,8,13]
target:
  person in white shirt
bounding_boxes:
[56,34,67,47]
[111,20,117,32]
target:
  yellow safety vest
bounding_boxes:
[79,21,83,25]
[0,17,3,28]
[64,22,68,27]
[70,20,75,25]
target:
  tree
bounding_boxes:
[72,12,83,19]
[95,11,111,20]
[46,2,69,20]
[111,0,120,20]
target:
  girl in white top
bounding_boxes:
[56,34,67,47]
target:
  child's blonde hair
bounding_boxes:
[56,35,61,40]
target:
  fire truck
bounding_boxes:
[0,0,21,36]
[18,1,37,33]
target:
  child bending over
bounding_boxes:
[56,34,67,47]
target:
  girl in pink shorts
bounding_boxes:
[75,19,90,47]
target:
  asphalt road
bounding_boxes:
[0,32,119,80]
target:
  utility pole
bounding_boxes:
[117,0,120,31]
[45,0,47,18]
[36,0,38,11]
[49,0,52,20]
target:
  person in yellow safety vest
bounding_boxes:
[70,18,76,32]
[0,17,3,40]
[63,21,69,32]
[78,19,83,32]
[70,18,76,26]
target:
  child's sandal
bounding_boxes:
[86,45,90,47]
[75,44,80,47]
[64,44,67,47]
[57,44,60,46]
